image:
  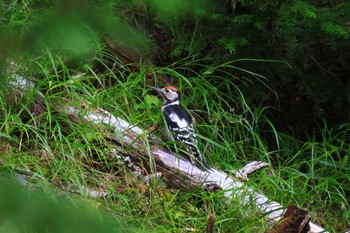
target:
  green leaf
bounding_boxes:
[10,114,22,124]
[0,132,18,142]
[144,94,161,106]
[321,22,349,38]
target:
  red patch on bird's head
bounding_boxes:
[164,86,178,92]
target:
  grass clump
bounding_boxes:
[1,46,350,232]
[2,51,350,232]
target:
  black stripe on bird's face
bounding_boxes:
[151,86,179,104]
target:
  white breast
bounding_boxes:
[168,112,189,128]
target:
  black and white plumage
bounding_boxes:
[151,86,211,170]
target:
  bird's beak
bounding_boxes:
[151,86,162,94]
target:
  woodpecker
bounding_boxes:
[151,86,211,171]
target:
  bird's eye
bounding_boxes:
[165,89,169,92]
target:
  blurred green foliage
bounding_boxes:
[0,0,150,68]
[0,175,137,233]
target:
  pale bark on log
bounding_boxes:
[8,75,328,233]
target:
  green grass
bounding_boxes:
[0,175,142,233]
[1,1,349,232]
[2,52,349,232]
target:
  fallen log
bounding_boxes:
[63,99,327,233]
[8,74,328,233]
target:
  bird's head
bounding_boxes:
[151,86,179,104]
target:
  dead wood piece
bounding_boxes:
[270,204,310,233]
[206,210,216,233]
[232,161,270,180]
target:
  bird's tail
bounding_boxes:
[189,146,212,171]
[197,153,212,171]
